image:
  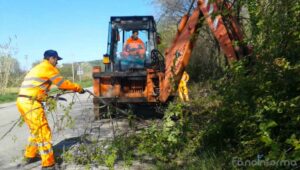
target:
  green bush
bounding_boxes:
[61,1,300,169]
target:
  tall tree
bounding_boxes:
[0,39,20,94]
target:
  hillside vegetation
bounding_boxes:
[61,0,300,169]
[138,0,300,169]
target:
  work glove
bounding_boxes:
[78,87,86,94]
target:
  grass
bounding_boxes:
[0,87,19,104]
[76,79,93,88]
[0,92,18,104]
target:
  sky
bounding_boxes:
[0,0,155,70]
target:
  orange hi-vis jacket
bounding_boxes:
[124,37,145,55]
[19,60,82,100]
[17,59,82,167]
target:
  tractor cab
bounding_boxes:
[103,16,158,72]
[92,16,162,119]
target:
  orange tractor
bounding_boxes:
[92,0,251,119]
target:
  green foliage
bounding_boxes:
[197,0,300,168]
[106,0,299,168]
[213,59,300,160]
[62,136,136,169]
[157,23,177,53]
[61,0,300,169]
[0,92,17,104]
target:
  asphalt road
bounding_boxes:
[0,88,128,170]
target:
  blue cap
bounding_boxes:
[44,50,62,60]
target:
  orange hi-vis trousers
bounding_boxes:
[16,97,55,167]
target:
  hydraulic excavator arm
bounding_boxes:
[159,0,249,102]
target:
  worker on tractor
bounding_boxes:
[119,30,146,70]
[178,71,190,102]
[121,30,145,59]
[16,50,85,170]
